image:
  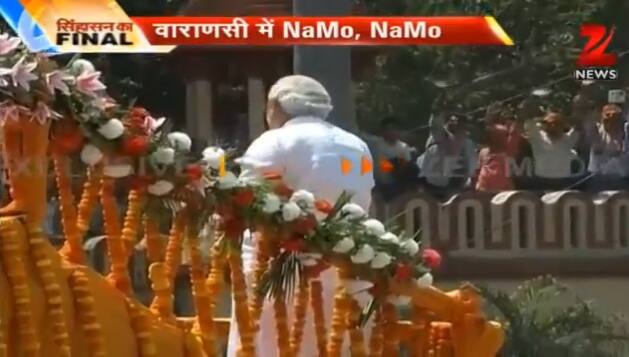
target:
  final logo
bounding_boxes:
[55,18,134,46]
[575,24,618,81]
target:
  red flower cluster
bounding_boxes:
[422,249,442,270]
[51,120,84,154]
[121,135,149,156]
[232,188,255,207]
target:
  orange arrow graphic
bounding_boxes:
[340,157,353,175]
[360,156,373,175]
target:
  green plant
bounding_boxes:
[479,276,629,357]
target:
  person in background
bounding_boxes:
[523,109,581,191]
[366,118,416,199]
[418,112,477,199]
[474,122,515,192]
[583,101,629,191]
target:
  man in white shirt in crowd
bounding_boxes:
[228,75,375,356]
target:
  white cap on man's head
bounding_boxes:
[608,89,626,104]
[268,75,333,119]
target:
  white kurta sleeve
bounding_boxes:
[238,131,286,179]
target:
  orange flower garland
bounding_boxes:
[289,281,310,355]
[310,280,328,357]
[410,308,429,356]
[126,298,158,357]
[381,303,399,356]
[0,323,6,357]
[273,291,292,357]
[25,224,72,357]
[164,211,187,281]
[326,280,350,357]
[68,268,106,357]
[144,215,162,262]
[100,177,132,295]
[53,153,85,264]
[148,263,176,324]
[347,298,367,357]
[202,234,226,357]
[228,246,256,357]
[0,219,39,357]
[185,224,217,356]
[121,189,145,256]
[183,328,206,357]
[76,165,103,238]
[368,309,384,357]
[248,232,270,333]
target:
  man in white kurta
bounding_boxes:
[226,75,375,356]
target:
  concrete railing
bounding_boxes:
[376,190,629,278]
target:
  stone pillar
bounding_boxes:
[248,77,266,142]
[293,0,356,132]
[186,78,213,144]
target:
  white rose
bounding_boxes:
[80,144,103,165]
[350,244,375,264]
[97,118,124,140]
[70,59,95,75]
[416,273,433,288]
[168,132,192,152]
[340,203,366,220]
[380,232,399,244]
[147,180,174,196]
[103,164,133,178]
[370,252,392,269]
[290,190,315,211]
[262,193,281,214]
[202,146,225,169]
[151,147,175,165]
[401,239,420,256]
[386,295,412,306]
[362,219,386,237]
[281,202,302,222]
[332,237,355,254]
[217,172,238,189]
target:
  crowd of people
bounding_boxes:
[367,84,629,201]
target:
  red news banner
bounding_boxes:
[131,17,513,46]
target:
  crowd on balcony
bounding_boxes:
[367,84,629,201]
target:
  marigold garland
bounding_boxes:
[202,234,226,357]
[410,308,429,356]
[68,268,106,357]
[248,231,270,333]
[76,165,103,238]
[273,291,292,357]
[100,177,132,295]
[26,224,72,357]
[121,189,145,256]
[164,211,187,281]
[381,303,399,356]
[0,219,40,357]
[347,298,367,357]
[144,215,162,262]
[0,322,6,357]
[126,298,158,357]
[368,308,384,357]
[185,224,217,356]
[289,281,310,355]
[326,279,350,357]
[310,280,328,357]
[428,323,452,357]
[148,262,176,324]
[183,328,206,357]
[228,245,256,357]
[54,153,85,264]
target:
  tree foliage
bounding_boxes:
[357,0,628,135]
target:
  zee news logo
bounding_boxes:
[575,24,619,81]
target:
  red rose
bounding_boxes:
[184,164,204,182]
[282,238,306,253]
[293,215,317,235]
[130,107,149,119]
[121,135,149,156]
[422,249,442,270]
[53,129,84,154]
[232,189,255,207]
[314,199,333,214]
[273,182,294,197]
[394,263,413,281]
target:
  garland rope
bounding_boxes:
[100,176,132,295]
[368,308,384,357]
[381,303,399,356]
[76,165,103,238]
[126,298,158,357]
[54,152,85,264]
[289,280,310,355]
[228,244,256,357]
[148,262,176,324]
[347,297,367,357]
[326,278,350,357]
[144,215,162,262]
[121,188,145,256]
[68,268,106,357]
[248,231,270,334]
[164,211,187,281]
[310,280,328,357]
[273,291,292,357]
[202,233,227,357]
[0,219,40,357]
